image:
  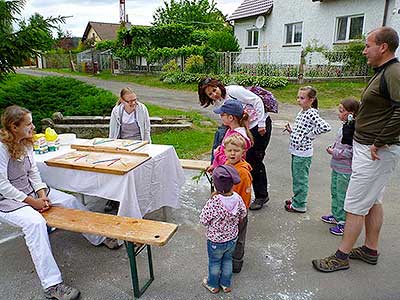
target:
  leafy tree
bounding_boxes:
[207,29,239,52]
[0,0,65,81]
[152,0,226,30]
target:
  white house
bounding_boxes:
[229,0,400,62]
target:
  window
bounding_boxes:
[335,15,364,42]
[285,22,302,44]
[247,30,259,47]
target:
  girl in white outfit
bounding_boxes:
[0,106,117,300]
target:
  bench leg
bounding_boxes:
[125,242,154,298]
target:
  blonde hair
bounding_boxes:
[223,134,247,150]
[0,105,33,159]
[117,87,135,105]
[299,86,318,109]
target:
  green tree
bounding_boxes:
[0,0,65,81]
[152,0,226,30]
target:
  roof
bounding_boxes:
[229,0,273,21]
[82,22,122,41]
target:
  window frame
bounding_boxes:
[335,14,364,43]
[284,22,303,46]
[246,29,260,48]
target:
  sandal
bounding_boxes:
[220,285,232,293]
[284,203,306,213]
[285,199,292,205]
[202,278,219,294]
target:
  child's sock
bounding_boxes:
[335,249,349,260]
[362,245,378,256]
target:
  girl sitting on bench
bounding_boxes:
[0,105,119,300]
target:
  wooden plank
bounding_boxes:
[180,159,209,171]
[71,139,148,154]
[45,150,150,175]
[42,206,178,246]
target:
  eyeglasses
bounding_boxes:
[122,98,138,104]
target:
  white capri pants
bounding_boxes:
[0,189,105,289]
[344,141,400,216]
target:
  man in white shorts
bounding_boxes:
[312,26,400,272]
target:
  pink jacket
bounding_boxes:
[200,192,247,243]
[211,128,252,169]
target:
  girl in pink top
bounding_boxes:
[208,100,253,171]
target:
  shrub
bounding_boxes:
[161,71,288,88]
[162,59,180,72]
[184,55,205,73]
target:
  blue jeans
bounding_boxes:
[207,238,237,288]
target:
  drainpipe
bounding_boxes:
[382,0,390,26]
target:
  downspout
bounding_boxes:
[382,0,390,26]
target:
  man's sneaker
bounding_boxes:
[329,223,345,236]
[44,283,80,300]
[312,254,350,272]
[349,246,379,265]
[320,215,338,224]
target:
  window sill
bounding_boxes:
[245,46,259,49]
[333,39,362,45]
[282,43,302,47]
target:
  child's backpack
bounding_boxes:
[246,86,279,113]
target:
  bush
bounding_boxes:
[184,55,205,73]
[162,59,180,72]
[0,75,117,130]
[161,71,288,88]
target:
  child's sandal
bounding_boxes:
[202,278,219,294]
[220,285,232,293]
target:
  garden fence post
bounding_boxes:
[298,49,305,84]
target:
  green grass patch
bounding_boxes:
[270,81,366,109]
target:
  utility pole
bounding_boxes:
[120,0,126,24]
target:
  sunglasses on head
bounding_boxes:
[201,77,212,86]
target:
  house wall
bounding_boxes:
[233,0,399,58]
[386,0,400,57]
[87,27,102,42]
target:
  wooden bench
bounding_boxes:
[42,206,178,298]
[179,159,209,171]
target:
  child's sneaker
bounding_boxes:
[320,215,337,224]
[329,223,345,236]
[44,282,80,300]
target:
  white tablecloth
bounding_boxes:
[34,143,185,218]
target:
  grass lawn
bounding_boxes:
[43,68,367,109]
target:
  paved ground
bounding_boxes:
[1,70,400,299]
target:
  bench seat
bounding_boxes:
[179,159,209,170]
[42,206,178,298]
